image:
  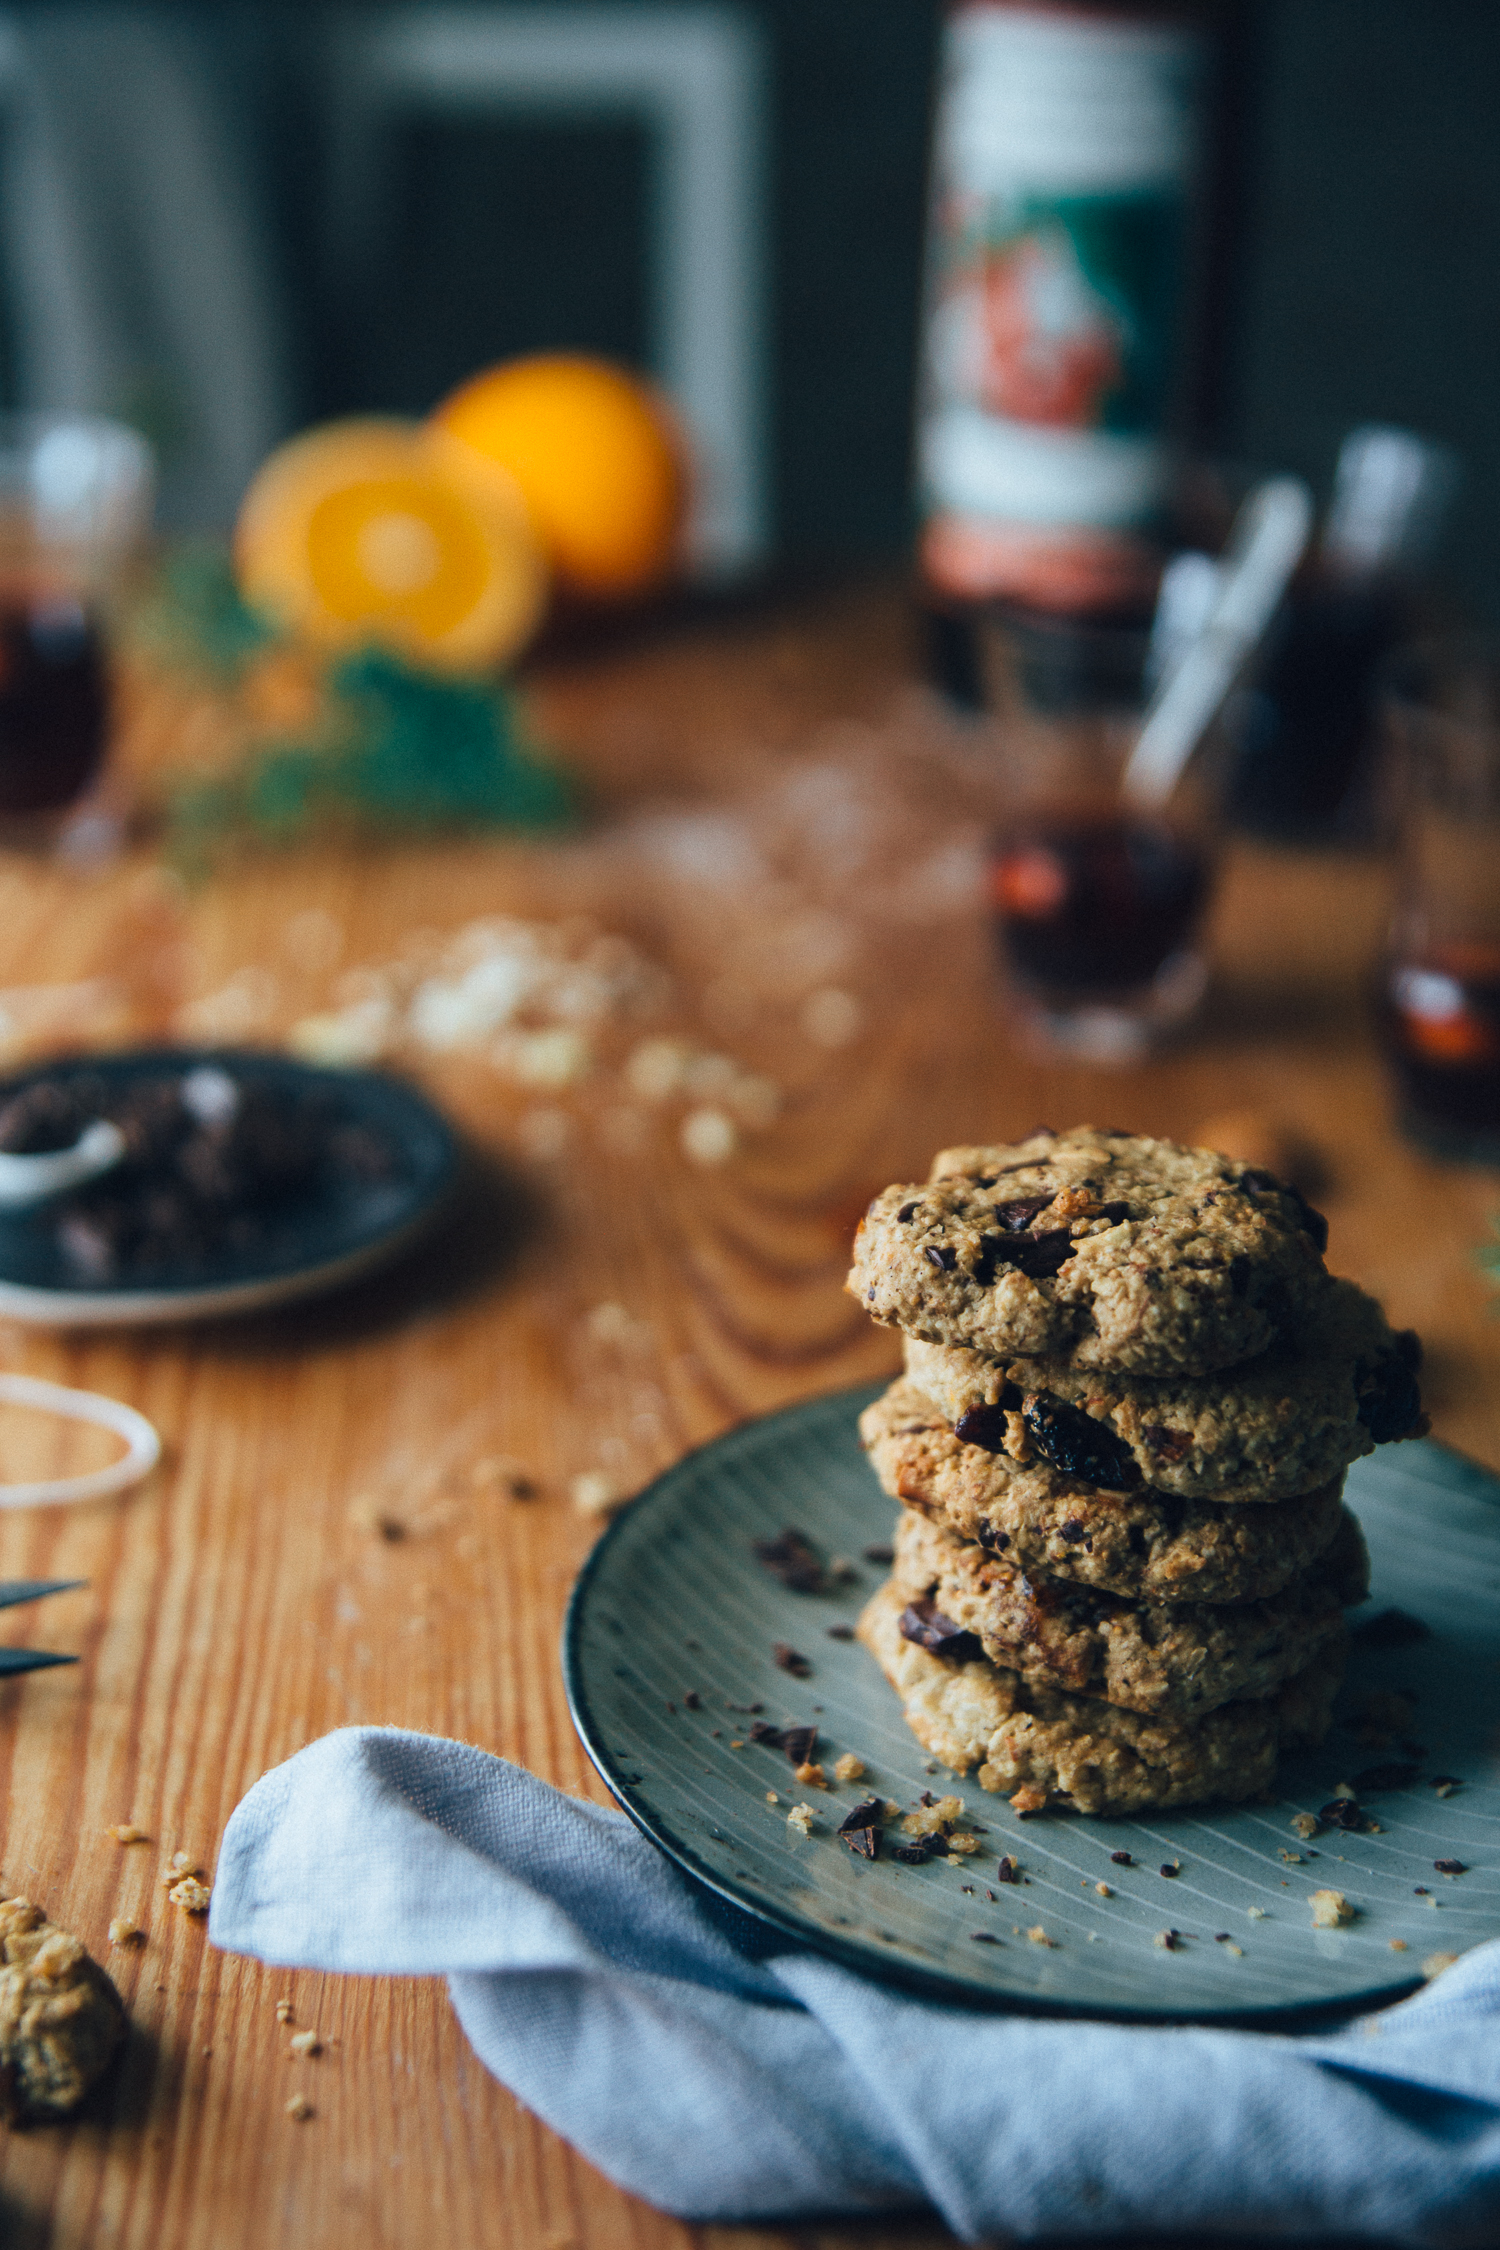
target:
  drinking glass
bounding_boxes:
[981,609,1218,1062]
[0,416,154,845]
[1379,636,1500,1163]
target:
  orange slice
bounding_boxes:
[432,355,687,601]
[234,419,547,673]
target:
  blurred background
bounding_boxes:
[0,0,1493,614]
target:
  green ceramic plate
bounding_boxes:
[564,1388,1500,2022]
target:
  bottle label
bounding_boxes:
[919,3,1202,609]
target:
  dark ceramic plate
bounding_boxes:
[0,1047,459,1324]
[565,1388,1500,2022]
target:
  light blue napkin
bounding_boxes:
[210,1726,1500,2241]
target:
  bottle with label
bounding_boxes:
[917,0,1208,698]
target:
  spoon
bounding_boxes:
[1121,476,1314,813]
[0,1119,125,1210]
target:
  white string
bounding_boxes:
[0,1373,161,1507]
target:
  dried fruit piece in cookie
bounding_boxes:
[889,1505,1362,1721]
[904,1277,1425,1504]
[858,1580,1341,1816]
[860,1381,1347,1605]
[0,1897,125,2118]
[849,1127,1329,1376]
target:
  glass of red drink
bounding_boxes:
[983,609,1218,1061]
[1380,638,1500,1163]
[0,417,153,845]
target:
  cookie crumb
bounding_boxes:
[285,2093,314,2121]
[1154,1929,1182,1951]
[764,1791,780,1805]
[107,1919,142,1946]
[570,1472,623,1519]
[1247,1905,1268,1920]
[1389,1939,1409,1952]
[105,1823,150,1846]
[168,1876,212,1915]
[288,2030,321,2058]
[1095,1882,1112,1897]
[160,1851,199,1887]
[275,1999,294,2024]
[786,1803,816,1835]
[794,1761,828,1789]
[1026,1924,1055,1947]
[1309,1888,1355,1927]
[1280,1850,1304,1863]
[833,1753,866,1784]
[1291,1813,1320,1840]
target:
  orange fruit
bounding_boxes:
[234,418,548,673]
[431,355,687,600]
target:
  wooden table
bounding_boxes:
[1,578,1497,2250]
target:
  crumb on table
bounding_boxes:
[106,1919,142,1946]
[105,1823,150,1846]
[1309,1888,1356,1928]
[833,1753,866,1784]
[168,1876,212,1915]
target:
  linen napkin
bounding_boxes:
[211,1725,1500,2242]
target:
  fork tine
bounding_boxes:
[0,1650,77,1675]
[0,1580,87,1611]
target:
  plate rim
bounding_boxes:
[562,1383,1456,2026]
[0,1044,460,1324]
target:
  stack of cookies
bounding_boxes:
[848,1127,1426,1817]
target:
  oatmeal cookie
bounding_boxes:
[858,1579,1341,1816]
[904,1278,1424,1504]
[848,1127,1329,1376]
[861,1381,1346,1603]
[889,1504,1363,1720]
[0,1897,125,2118]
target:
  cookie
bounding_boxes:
[0,1897,125,2118]
[861,1381,1347,1604]
[858,1579,1341,1817]
[904,1277,1424,1504]
[848,1127,1329,1376]
[889,1504,1363,1720]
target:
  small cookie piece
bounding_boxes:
[848,1128,1328,1376]
[861,1382,1346,1605]
[890,1506,1362,1721]
[0,1898,126,2118]
[857,1581,1341,1817]
[904,1279,1424,1505]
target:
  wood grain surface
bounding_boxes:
[0,579,1496,2250]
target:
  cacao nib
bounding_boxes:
[826,1622,855,1641]
[1095,1200,1131,1224]
[682,1690,701,1710]
[1356,1355,1425,1444]
[970,1931,1001,1943]
[982,1229,1074,1280]
[1109,1851,1134,1865]
[862,1543,894,1564]
[1353,1607,1429,1649]
[780,1725,819,1767]
[925,1243,957,1271]
[1434,1859,1467,1875]
[842,1826,879,1859]
[753,1528,829,1594]
[991,1198,1051,1232]
[898,1599,984,1664]
[897,1202,918,1222]
[1352,1763,1420,1793]
[977,1524,1011,1552]
[1059,1520,1087,1544]
[773,1642,812,1678]
[1286,1184,1330,1253]
[1142,1424,1192,1464]
[1159,1862,1180,1878]
[955,1403,1015,1453]
[1022,1393,1138,1486]
[1319,1799,1365,1830]
[747,1720,780,1744]
[996,1856,1020,1883]
[838,1797,883,1834]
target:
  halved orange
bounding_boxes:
[234,418,548,673]
[432,355,687,601]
